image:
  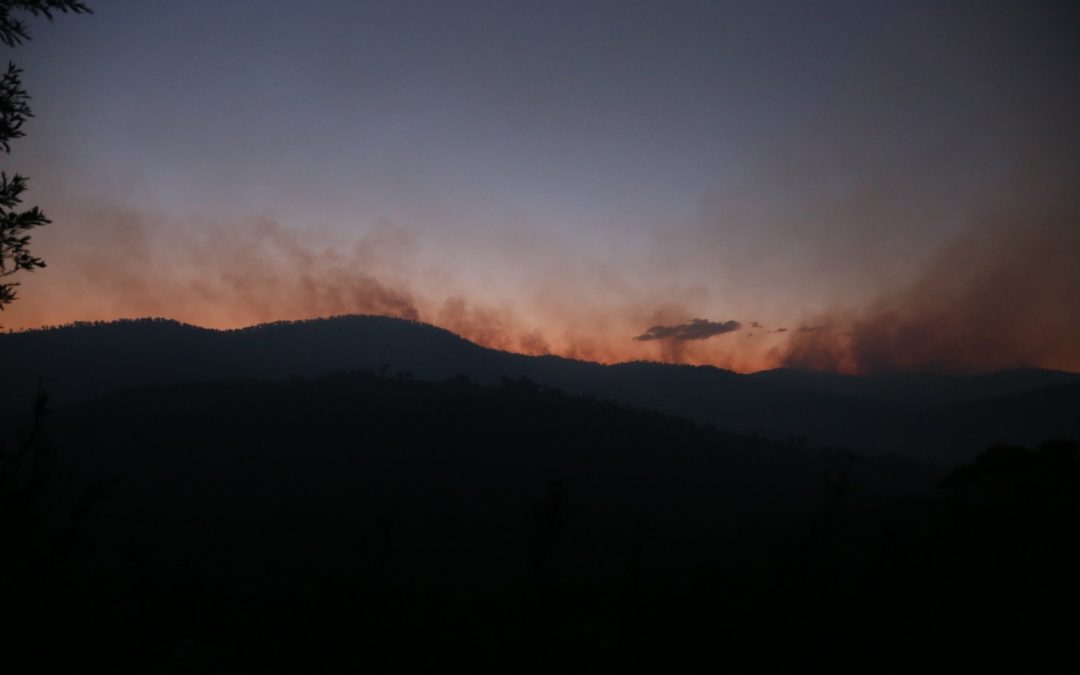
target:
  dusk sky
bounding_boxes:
[6,0,1079,372]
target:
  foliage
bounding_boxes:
[0,0,90,309]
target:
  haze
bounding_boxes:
[6,0,1079,373]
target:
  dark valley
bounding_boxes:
[2,318,1078,672]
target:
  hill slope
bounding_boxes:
[4,316,1078,462]
[4,368,1076,673]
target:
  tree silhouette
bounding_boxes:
[0,1,90,310]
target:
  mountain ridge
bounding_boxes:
[4,315,1078,462]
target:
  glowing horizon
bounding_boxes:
[4,1,1078,375]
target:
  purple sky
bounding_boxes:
[5,1,1079,372]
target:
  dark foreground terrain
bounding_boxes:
[2,364,1078,673]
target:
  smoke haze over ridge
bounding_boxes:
[3,1,1078,374]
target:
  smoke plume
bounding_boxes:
[779,207,1080,374]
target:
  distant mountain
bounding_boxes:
[3,315,1078,463]
[750,367,1080,406]
[1,316,500,405]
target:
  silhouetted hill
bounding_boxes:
[53,371,918,588]
[1,316,499,404]
[4,368,1076,673]
[751,366,1080,405]
[4,316,1079,463]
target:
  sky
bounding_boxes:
[3,0,1079,373]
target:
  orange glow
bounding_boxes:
[4,204,1078,376]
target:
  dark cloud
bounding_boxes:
[634,318,741,342]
